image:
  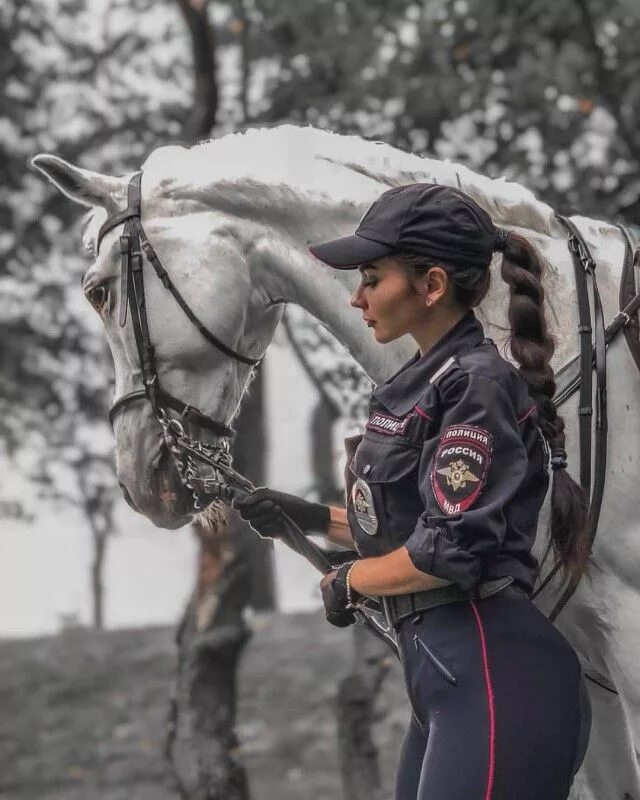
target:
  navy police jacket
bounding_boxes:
[344,312,549,595]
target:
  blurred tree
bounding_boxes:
[247,0,640,221]
[5,0,640,796]
[176,0,219,139]
[0,0,193,617]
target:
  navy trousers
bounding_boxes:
[395,590,591,800]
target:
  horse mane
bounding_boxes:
[83,125,617,255]
[139,125,559,238]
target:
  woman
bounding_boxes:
[235,183,592,799]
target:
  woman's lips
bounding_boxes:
[364,318,376,327]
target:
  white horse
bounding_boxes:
[32,125,640,799]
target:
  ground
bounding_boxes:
[0,612,409,800]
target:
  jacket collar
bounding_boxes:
[372,311,484,416]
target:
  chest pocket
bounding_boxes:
[348,435,423,556]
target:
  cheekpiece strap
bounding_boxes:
[96,172,143,253]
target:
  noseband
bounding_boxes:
[97,171,262,509]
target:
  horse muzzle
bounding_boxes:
[114,414,198,529]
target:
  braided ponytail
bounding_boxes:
[500,232,589,588]
[398,235,589,590]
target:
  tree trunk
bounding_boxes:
[165,361,275,798]
[91,531,106,630]
[165,517,252,800]
[163,9,265,795]
[336,624,392,800]
[176,0,219,141]
[233,0,250,122]
[231,363,276,611]
[311,398,342,505]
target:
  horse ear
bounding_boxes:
[30,154,125,212]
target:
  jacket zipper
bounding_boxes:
[413,633,458,686]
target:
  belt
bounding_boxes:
[383,577,521,628]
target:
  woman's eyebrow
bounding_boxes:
[359,263,378,273]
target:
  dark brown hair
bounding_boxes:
[398,239,590,589]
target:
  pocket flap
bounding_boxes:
[351,437,420,483]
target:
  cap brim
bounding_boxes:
[309,233,393,269]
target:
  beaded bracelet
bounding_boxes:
[345,562,358,608]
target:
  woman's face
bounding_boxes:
[350,256,435,344]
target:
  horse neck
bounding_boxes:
[224,176,613,381]
[249,200,414,385]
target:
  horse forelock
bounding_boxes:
[82,207,108,255]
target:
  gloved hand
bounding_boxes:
[320,562,361,628]
[233,487,330,539]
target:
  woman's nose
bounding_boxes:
[350,285,365,308]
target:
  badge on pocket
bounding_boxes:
[351,478,378,535]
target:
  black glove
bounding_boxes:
[320,562,361,628]
[233,487,330,539]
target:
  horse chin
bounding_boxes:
[114,407,231,530]
[148,466,197,529]
[117,467,189,530]
[119,446,230,530]
[115,432,192,529]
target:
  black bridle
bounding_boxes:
[95,171,399,655]
[97,171,261,439]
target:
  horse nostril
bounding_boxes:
[119,483,137,510]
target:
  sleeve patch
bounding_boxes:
[430,424,493,516]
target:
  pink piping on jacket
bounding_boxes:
[413,406,432,421]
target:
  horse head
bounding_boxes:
[31,153,282,528]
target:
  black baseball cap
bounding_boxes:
[309,183,503,271]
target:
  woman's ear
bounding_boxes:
[425,266,449,306]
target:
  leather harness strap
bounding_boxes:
[541,217,607,620]
[98,172,261,439]
[533,217,640,622]
[617,225,640,372]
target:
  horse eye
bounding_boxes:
[87,285,107,310]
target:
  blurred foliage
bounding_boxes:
[2,0,640,518]
[247,0,640,219]
[0,0,194,525]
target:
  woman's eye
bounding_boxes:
[362,277,377,288]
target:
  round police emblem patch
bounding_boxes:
[351,478,378,535]
[431,424,493,516]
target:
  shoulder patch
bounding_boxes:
[430,424,493,516]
